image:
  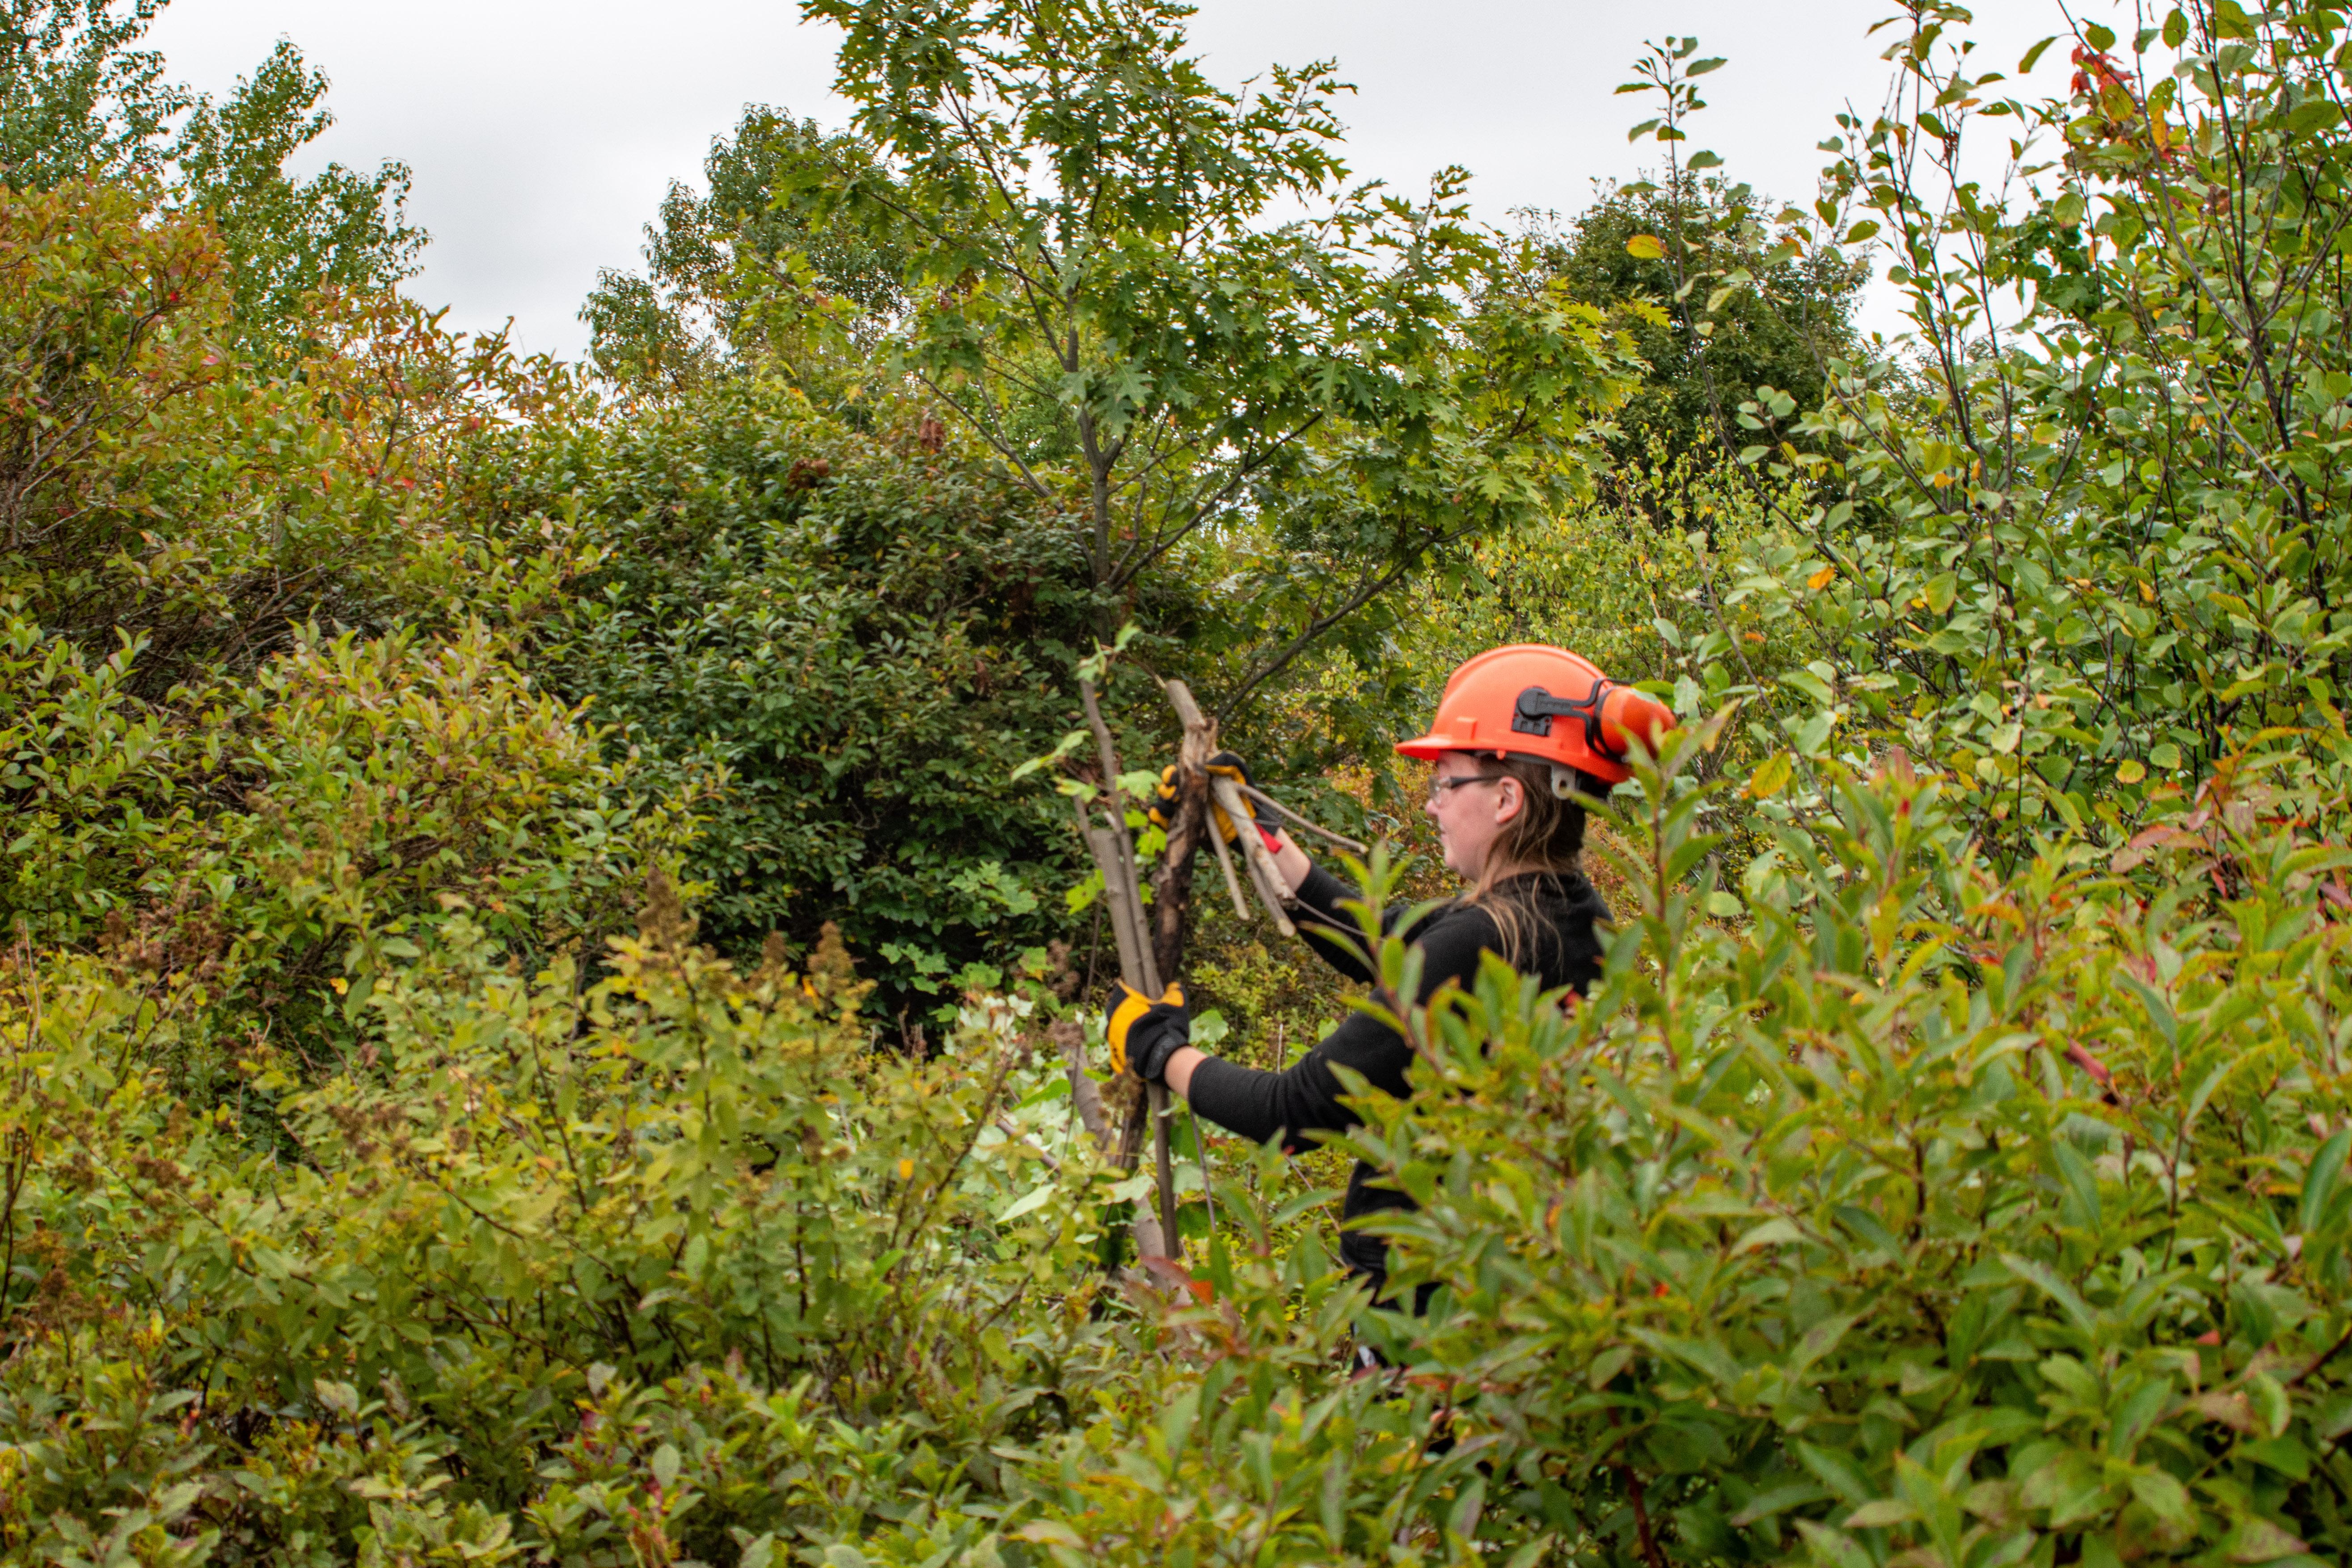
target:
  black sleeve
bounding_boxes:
[1186,901,1504,1152]
[1289,862,1416,983]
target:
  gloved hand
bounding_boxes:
[1105,980,1189,1085]
[1149,749,1280,850]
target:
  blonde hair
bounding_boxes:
[1459,752,1596,966]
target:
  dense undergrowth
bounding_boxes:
[11,0,2352,1563]
[10,730,2352,1565]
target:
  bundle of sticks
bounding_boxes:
[1064,675,1360,1268]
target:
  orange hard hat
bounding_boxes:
[1394,644,1676,786]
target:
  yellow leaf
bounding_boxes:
[897,1158,915,1180]
[2116,760,2146,784]
[1748,752,1795,799]
[1625,233,1665,259]
[1018,1522,1089,1548]
[1806,565,1836,591]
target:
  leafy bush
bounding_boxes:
[1340,727,2352,1566]
[532,380,1110,1015]
[1694,2,2352,862]
[0,909,1134,1561]
[0,609,691,1084]
[0,178,573,683]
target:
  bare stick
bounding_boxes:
[1094,833,1144,988]
[1076,677,1179,1254]
[1076,817,1174,1262]
[1058,1024,1166,1260]
[1158,680,1252,918]
[1164,679,1294,937]
[1203,816,1252,919]
[1241,783,1369,855]
[1154,677,1233,1255]
[1161,679,1250,917]
[1104,832,1181,1250]
[1077,804,1144,989]
[1214,773,1296,938]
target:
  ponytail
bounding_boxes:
[1462,754,1601,966]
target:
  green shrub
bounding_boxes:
[1336,726,2352,1566]
[0,609,694,1086]
[0,180,565,685]
[532,380,1112,1017]
[0,907,1131,1560]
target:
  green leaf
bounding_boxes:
[2127,1467,2192,1530]
[1728,1483,1830,1526]
[1734,1217,1804,1252]
[1792,1313,1858,1375]
[2300,1127,2350,1234]
[2224,1517,2310,1563]
[995,1183,1058,1223]
[2247,1371,2292,1438]
[2002,1253,2100,1337]
[1792,1520,1876,1568]
[1796,1440,1875,1505]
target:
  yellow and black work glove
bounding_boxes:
[1105,981,1189,1085]
[1148,749,1280,850]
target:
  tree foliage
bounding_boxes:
[581,106,903,395]
[0,0,421,351]
[789,0,1639,718]
[1702,2,2352,867]
[531,380,1110,1020]
[0,0,180,188]
[169,40,422,356]
[1536,173,1866,462]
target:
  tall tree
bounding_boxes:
[582,106,904,394]
[0,0,422,351]
[0,0,180,187]
[793,0,1640,718]
[1538,173,1866,463]
[171,39,422,355]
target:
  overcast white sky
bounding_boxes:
[148,0,2106,360]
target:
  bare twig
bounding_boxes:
[1165,680,1295,938]
[1241,783,1368,854]
[1076,676,1179,1256]
[1205,810,1252,919]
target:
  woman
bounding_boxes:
[1107,644,1675,1302]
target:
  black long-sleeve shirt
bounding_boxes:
[1188,861,1608,1294]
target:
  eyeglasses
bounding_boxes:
[1426,772,1509,804]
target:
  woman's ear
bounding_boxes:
[1492,773,1525,825]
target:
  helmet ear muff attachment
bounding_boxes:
[1548,764,1608,801]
